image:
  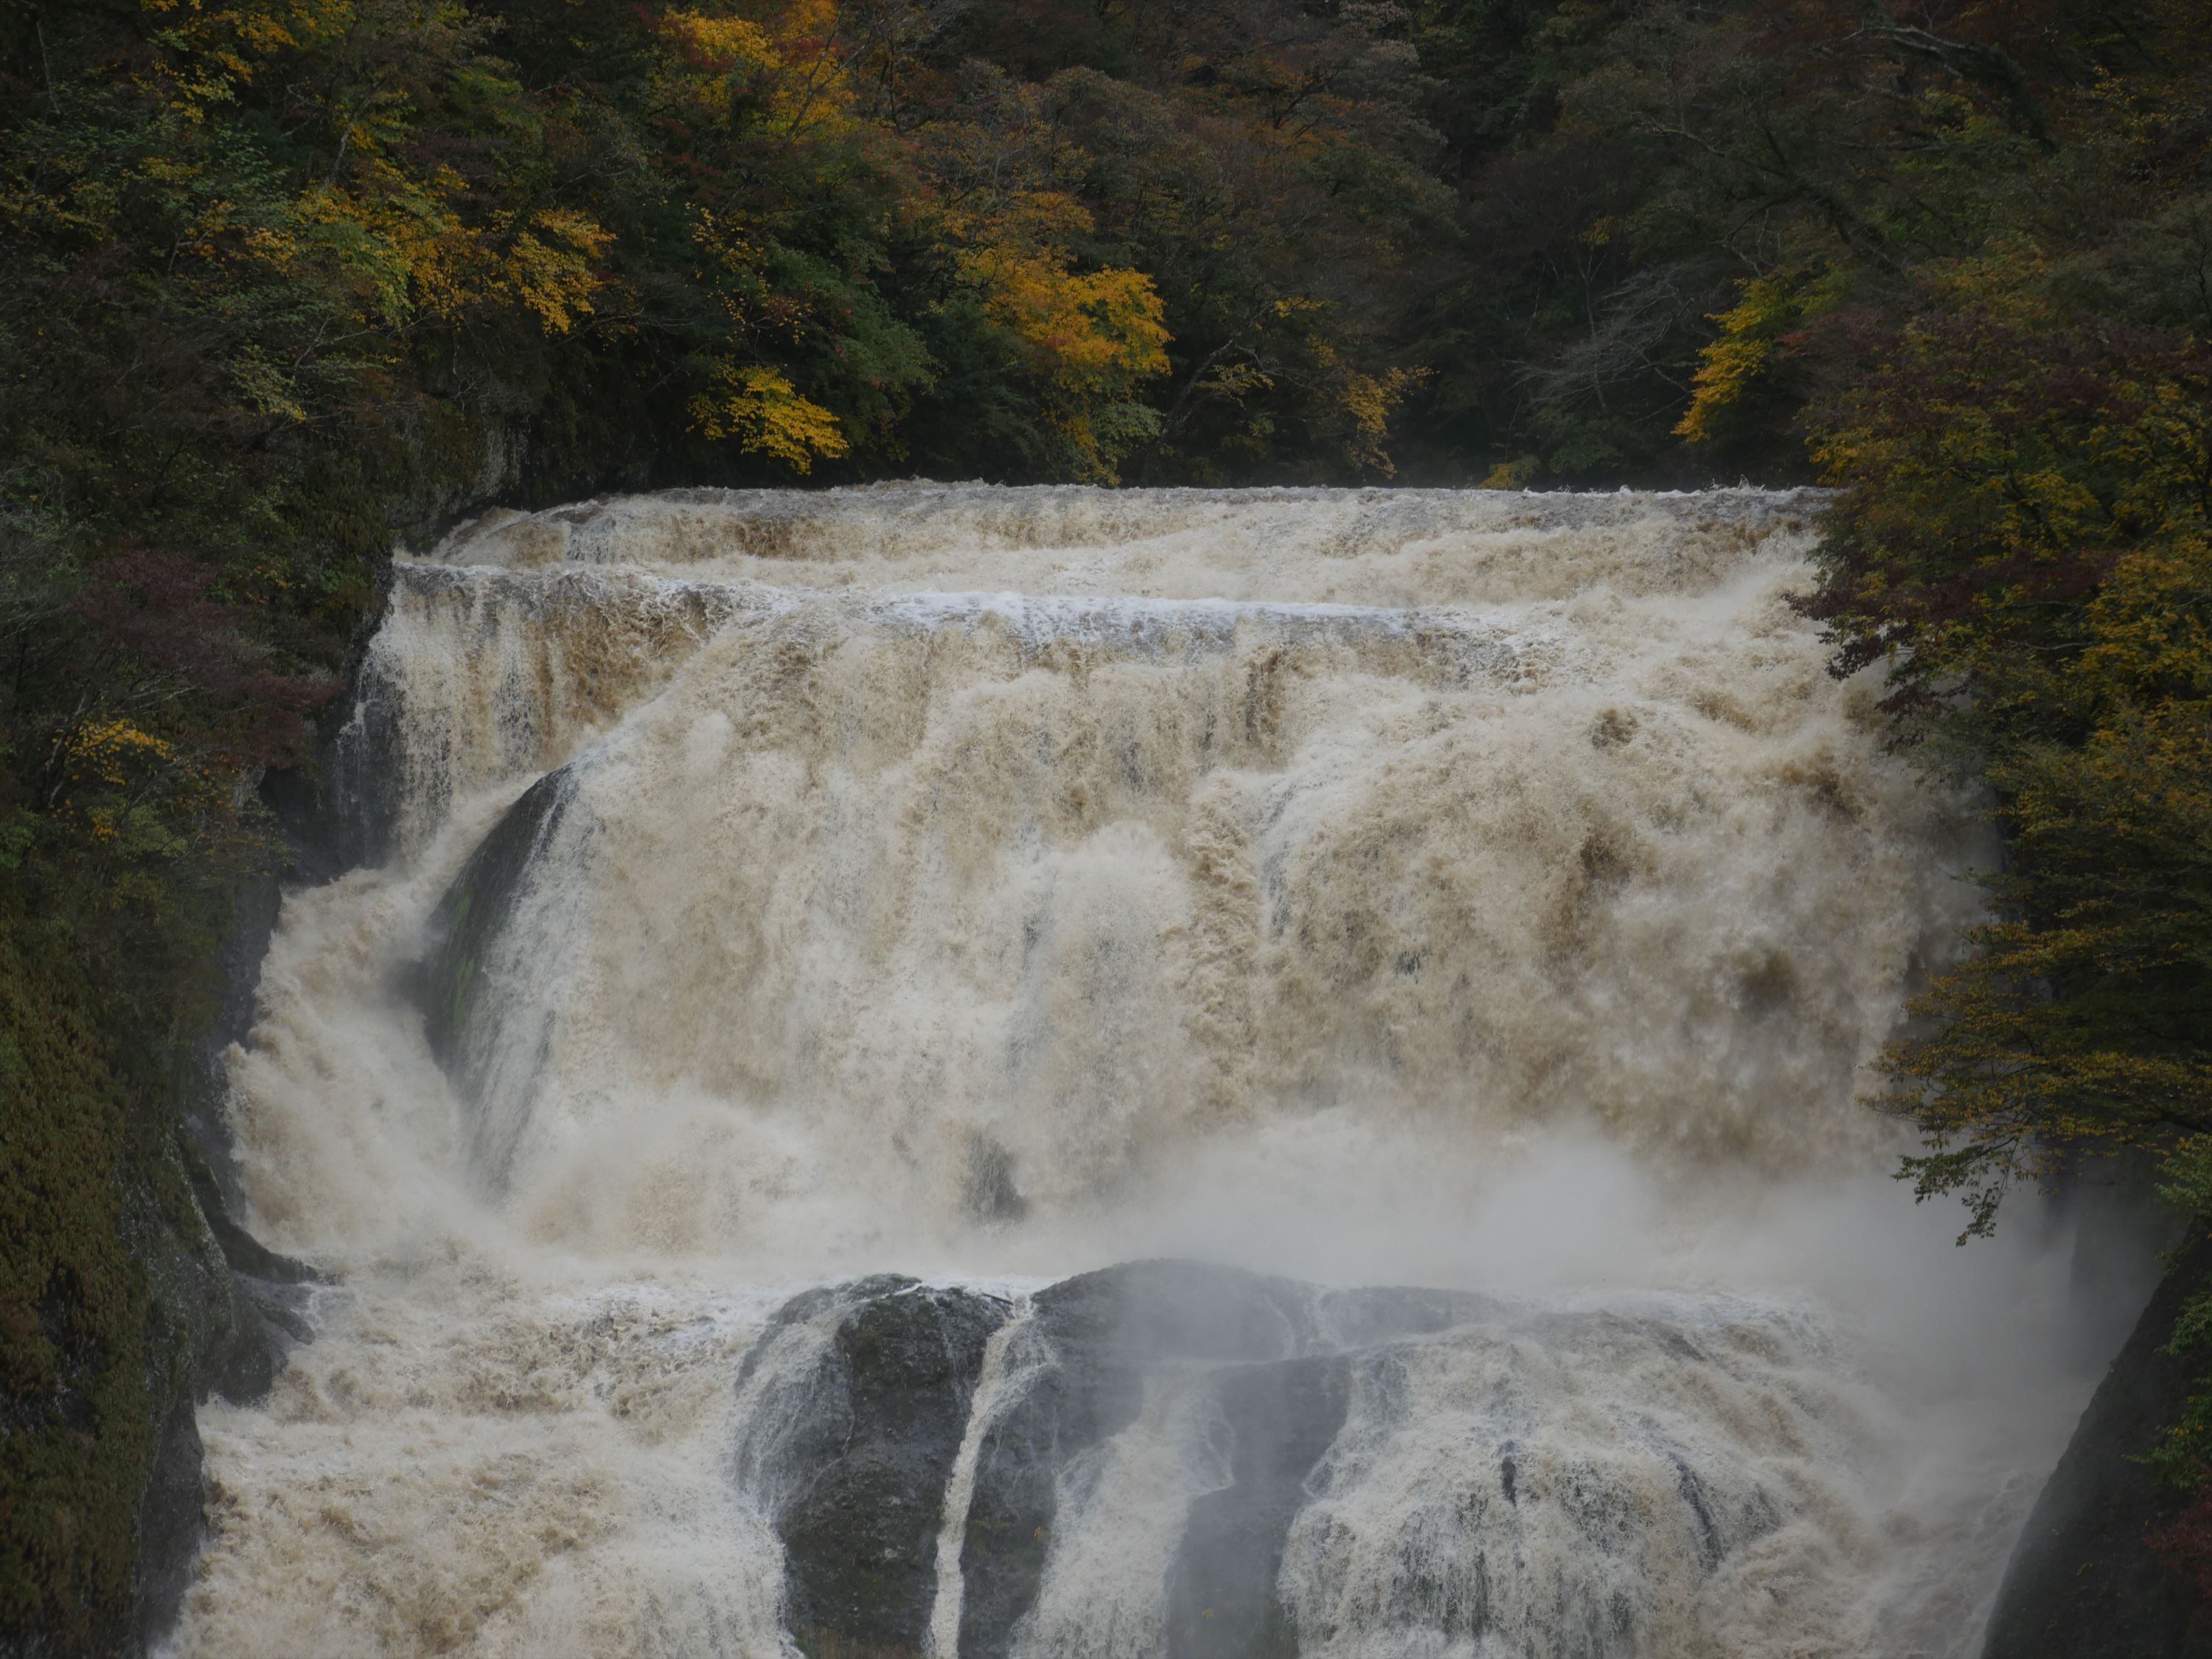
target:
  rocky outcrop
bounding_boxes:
[742,1262,1508,1659]
[411,764,577,1185]
[1982,1232,2212,1659]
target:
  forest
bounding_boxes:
[1,0,2209,1648]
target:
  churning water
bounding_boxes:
[172,485,2124,1656]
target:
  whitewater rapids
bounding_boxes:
[170,484,2123,1657]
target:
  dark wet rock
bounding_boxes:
[417,765,574,1079]
[1983,1231,2212,1659]
[962,1135,1028,1225]
[740,1277,1011,1658]
[1164,1354,1352,1659]
[177,866,285,1221]
[408,765,581,1183]
[131,1394,206,1651]
[950,1262,1503,1659]
[206,1274,316,1406]
[955,1262,1323,1659]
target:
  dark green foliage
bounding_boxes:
[0,919,147,1655]
[1782,4,2212,1237]
[3,0,2212,1641]
[1747,0,2212,1587]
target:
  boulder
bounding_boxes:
[739,1277,1012,1657]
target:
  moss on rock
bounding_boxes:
[0,917,156,1655]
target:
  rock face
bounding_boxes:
[411,764,580,1186]
[125,1157,313,1650]
[742,1262,1505,1659]
[1982,1234,2212,1659]
[117,767,324,1653]
[417,765,573,1086]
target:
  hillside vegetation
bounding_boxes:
[1,0,2208,1646]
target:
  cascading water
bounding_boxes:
[170,484,2126,1657]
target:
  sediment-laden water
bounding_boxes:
[172,485,2118,1657]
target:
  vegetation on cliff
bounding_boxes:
[2,0,2210,1646]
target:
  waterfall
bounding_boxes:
[171,484,2119,1657]
[931,1304,1046,1658]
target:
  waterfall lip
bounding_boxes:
[385,560,1581,650]
[413,481,1833,608]
[874,588,1508,636]
[422,479,1834,564]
